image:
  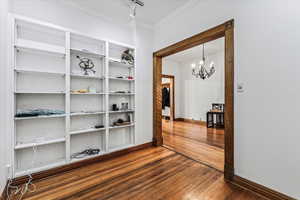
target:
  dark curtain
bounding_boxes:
[162,87,170,109]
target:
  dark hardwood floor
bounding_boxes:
[163,119,225,171]
[9,147,264,200]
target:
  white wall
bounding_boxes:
[0,0,154,188]
[163,50,224,121]
[180,51,224,121]
[0,0,9,193]
[155,0,300,198]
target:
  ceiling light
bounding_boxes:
[191,44,216,80]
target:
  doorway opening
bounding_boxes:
[161,38,225,172]
[153,20,234,180]
[162,74,175,121]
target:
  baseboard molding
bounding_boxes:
[11,142,153,186]
[1,182,8,200]
[232,175,295,200]
[174,118,206,125]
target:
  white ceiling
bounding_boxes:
[165,38,224,63]
[62,0,189,26]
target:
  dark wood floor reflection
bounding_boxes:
[163,119,225,171]
[12,147,263,200]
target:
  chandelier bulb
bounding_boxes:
[191,63,196,69]
[199,60,204,66]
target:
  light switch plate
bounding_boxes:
[237,83,244,93]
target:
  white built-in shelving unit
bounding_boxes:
[9,15,136,178]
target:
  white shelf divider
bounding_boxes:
[71,48,105,58]
[15,138,66,150]
[71,74,104,79]
[70,152,104,163]
[109,110,134,114]
[109,58,134,68]
[109,123,135,129]
[15,90,66,94]
[108,92,135,96]
[65,31,71,163]
[70,111,105,117]
[15,38,65,56]
[70,92,105,95]
[108,77,135,81]
[69,127,106,135]
[104,41,110,153]
[15,68,65,76]
[15,114,66,120]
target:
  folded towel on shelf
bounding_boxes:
[15,109,65,118]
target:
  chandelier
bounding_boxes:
[191,44,216,79]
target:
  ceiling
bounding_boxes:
[165,38,224,63]
[62,0,189,26]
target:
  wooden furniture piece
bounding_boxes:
[9,15,136,178]
[207,111,224,128]
[207,103,225,128]
[212,103,224,111]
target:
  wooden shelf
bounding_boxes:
[69,127,106,135]
[15,39,65,56]
[15,138,66,150]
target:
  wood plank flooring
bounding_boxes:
[9,147,264,200]
[163,120,225,171]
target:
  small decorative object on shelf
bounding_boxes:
[71,89,88,94]
[15,109,65,118]
[88,86,97,93]
[113,118,131,126]
[121,49,134,65]
[76,55,96,75]
[112,104,119,111]
[71,86,100,94]
[112,90,131,94]
[121,102,129,110]
[94,125,104,129]
[71,148,100,159]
